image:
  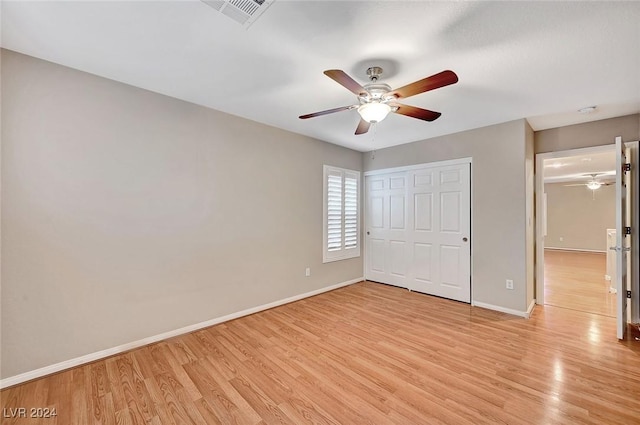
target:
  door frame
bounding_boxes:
[626,141,639,324]
[534,144,616,307]
[363,157,473,300]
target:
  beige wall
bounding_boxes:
[363,119,531,313]
[545,183,615,251]
[1,50,363,378]
[535,114,640,153]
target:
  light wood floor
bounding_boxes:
[544,249,616,317]
[2,281,640,424]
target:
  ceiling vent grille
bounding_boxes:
[201,0,274,29]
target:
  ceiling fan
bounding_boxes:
[299,66,458,135]
[564,174,613,190]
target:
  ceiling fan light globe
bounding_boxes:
[587,181,602,190]
[358,102,391,123]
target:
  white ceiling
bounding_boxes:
[543,150,616,184]
[2,1,639,152]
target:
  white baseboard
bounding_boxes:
[0,277,363,389]
[545,247,606,254]
[526,299,537,318]
[471,300,530,318]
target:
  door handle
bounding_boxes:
[463,237,468,242]
[367,231,370,235]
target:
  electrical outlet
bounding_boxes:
[559,236,564,242]
[506,279,514,290]
[305,267,311,277]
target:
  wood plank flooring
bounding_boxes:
[2,281,640,424]
[544,249,615,317]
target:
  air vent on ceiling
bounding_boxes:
[201,0,274,29]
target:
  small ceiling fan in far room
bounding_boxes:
[564,173,613,191]
[299,67,458,135]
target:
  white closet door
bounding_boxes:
[365,172,409,288]
[408,164,471,302]
[365,162,471,302]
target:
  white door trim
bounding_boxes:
[364,157,473,177]
[629,141,640,324]
[535,144,616,306]
[364,158,473,302]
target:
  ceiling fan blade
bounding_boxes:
[299,105,355,119]
[324,70,367,95]
[391,103,442,121]
[388,70,458,99]
[355,118,371,135]
[563,184,587,186]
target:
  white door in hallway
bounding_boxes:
[615,136,633,340]
[365,162,471,302]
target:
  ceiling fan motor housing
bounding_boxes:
[359,83,393,103]
[361,67,396,113]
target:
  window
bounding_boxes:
[323,165,360,262]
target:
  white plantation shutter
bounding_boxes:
[327,171,343,251]
[323,165,361,262]
[344,172,358,250]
